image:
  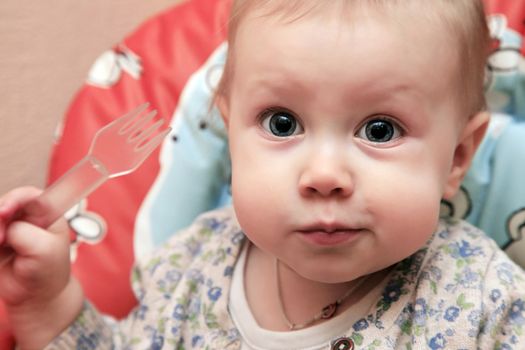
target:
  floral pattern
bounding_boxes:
[46,209,525,350]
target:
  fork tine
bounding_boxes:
[129,118,165,144]
[105,127,170,178]
[135,127,172,154]
[113,103,151,132]
[120,110,158,136]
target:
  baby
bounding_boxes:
[1,0,525,349]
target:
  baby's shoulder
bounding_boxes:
[383,220,525,348]
[163,206,243,253]
[423,218,525,286]
[414,218,525,317]
[430,218,523,275]
[151,206,241,253]
[411,219,525,346]
[133,206,245,283]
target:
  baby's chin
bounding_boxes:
[287,258,376,285]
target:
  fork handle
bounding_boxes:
[0,156,109,268]
[25,155,110,228]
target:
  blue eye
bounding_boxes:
[261,110,303,137]
[357,118,402,143]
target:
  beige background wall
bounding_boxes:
[0,0,181,195]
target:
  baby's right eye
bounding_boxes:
[260,110,303,137]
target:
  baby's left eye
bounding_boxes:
[356,118,402,143]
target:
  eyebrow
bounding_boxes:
[245,74,424,106]
[243,71,310,93]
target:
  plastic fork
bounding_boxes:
[0,103,170,266]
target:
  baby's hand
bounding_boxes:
[0,186,44,270]
[0,186,70,304]
[0,186,83,349]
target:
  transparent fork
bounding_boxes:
[0,103,170,266]
[31,102,171,227]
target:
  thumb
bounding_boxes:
[0,187,43,243]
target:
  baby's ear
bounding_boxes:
[443,111,489,199]
[216,94,230,127]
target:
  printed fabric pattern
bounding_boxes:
[46,207,525,350]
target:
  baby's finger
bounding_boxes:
[0,187,42,211]
[4,221,69,288]
[0,219,71,305]
[0,187,43,244]
[0,218,69,269]
[6,221,68,259]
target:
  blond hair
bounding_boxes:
[215,0,490,116]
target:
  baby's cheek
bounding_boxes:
[231,166,275,229]
[369,169,443,245]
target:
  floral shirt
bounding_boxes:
[46,207,525,350]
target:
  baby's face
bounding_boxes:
[224,5,466,282]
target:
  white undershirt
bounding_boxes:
[229,243,387,350]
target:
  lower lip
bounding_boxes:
[298,230,362,246]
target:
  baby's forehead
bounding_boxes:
[225,0,487,115]
[237,0,463,50]
[236,1,462,63]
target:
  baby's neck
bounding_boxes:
[244,243,390,331]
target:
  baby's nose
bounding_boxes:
[298,161,353,198]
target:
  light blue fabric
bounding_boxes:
[134,44,231,258]
[456,115,525,252]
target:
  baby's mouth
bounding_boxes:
[298,221,362,233]
[296,224,364,246]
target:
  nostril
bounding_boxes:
[332,187,343,195]
[303,186,347,197]
[329,187,350,197]
[304,186,318,195]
